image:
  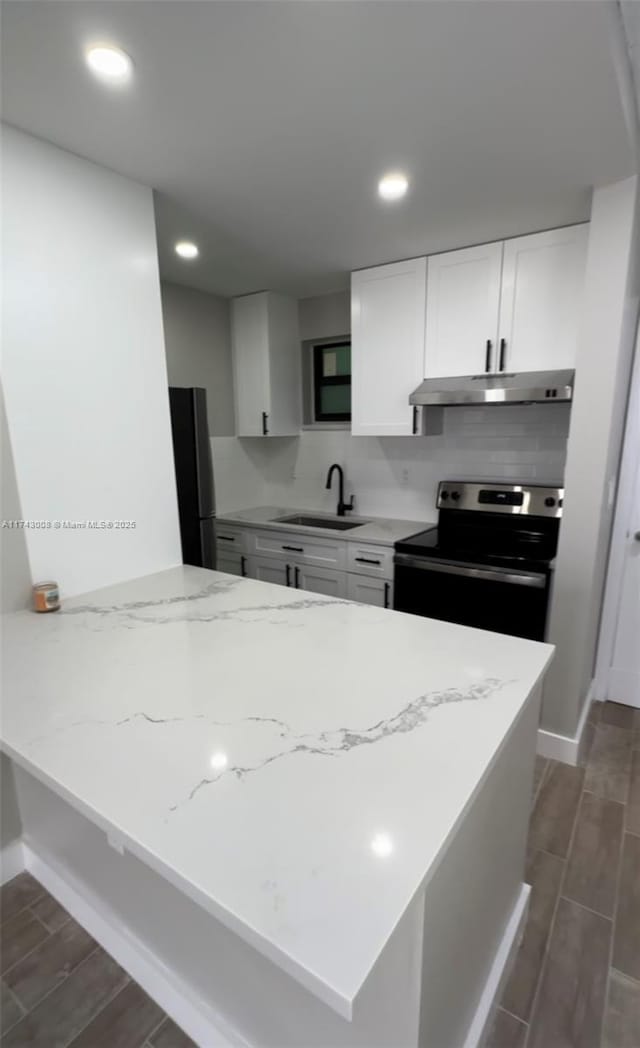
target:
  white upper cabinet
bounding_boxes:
[424,242,503,378]
[423,224,588,378]
[351,258,427,436]
[231,292,300,437]
[498,225,588,373]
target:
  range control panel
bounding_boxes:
[437,481,564,517]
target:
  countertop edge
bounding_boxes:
[1,738,356,1020]
[216,508,433,547]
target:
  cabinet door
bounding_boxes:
[250,530,347,571]
[347,574,393,609]
[216,551,247,577]
[247,554,290,588]
[351,258,427,436]
[231,293,270,437]
[498,225,588,373]
[424,242,503,377]
[294,563,346,599]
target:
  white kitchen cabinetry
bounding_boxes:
[231,292,300,437]
[248,554,290,587]
[216,551,247,577]
[498,225,589,373]
[425,242,503,378]
[221,523,399,609]
[347,574,393,609]
[423,224,588,378]
[347,542,395,579]
[294,564,346,599]
[250,529,347,571]
[351,258,427,436]
[247,554,346,598]
[215,525,248,576]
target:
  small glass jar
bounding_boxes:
[32,581,60,613]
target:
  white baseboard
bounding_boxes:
[22,843,249,1048]
[0,840,25,884]
[536,683,594,766]
[464,883,531,1048]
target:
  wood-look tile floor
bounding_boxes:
[1,701,638,1048]
[488,700,640,1048]
[0,876,194,1048]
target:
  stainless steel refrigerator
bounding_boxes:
[168,387,216,570]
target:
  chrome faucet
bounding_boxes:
[325,463,354,517]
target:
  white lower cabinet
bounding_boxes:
[223,525,396,610]
[247,554,289,587]
[247,555,346,598]
[294,564,346,599]
[216,551,247,577]
[347,574,393,609]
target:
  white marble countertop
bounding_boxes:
[217,506,434,546]
[1,567,553,1019]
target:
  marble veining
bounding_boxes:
[1,565,553,1017]
[62,581,352,630]
[172,677,508,812]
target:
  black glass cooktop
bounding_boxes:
[395,525,556,574]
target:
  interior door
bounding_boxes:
[351,257,427,436]
[424,242,503,377]
[498,225,588,373]
[608,450,640,708]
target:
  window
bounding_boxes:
[312,340,351,422]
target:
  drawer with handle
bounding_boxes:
[347,543,393,580]
[215,525,247,554]
[250,529,347,570]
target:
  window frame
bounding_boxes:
[312,339,352,423]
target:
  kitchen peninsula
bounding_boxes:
[1,566,553,1048]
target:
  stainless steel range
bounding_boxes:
[394,481,563,641]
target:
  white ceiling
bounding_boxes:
[2,1,636,299]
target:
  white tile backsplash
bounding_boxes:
[212,403,570,519]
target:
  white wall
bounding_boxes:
[1,126,182,598]
[543,176,640,738]
[1,384,31,614]
[161,281,235,436]
[299,290,350,341]
[0,384,28,858]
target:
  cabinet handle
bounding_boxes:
[499,339,507,372]
[485,339,492,373]
[285,564,291,586]
[282,545,303,553]
[262,411,269,436]
[294,566,300,588]
[355,557,381,566]
[241,555,247,577]
[384,582,390,609]
[412,405,419,435]
[218,535,235,542]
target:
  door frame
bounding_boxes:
[594,317,640,703]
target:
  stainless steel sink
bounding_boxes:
[275,514,368,531]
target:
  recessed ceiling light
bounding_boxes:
[175,241,199,260]
[85,45,133,83]
[371,832,394,858]
[377,172,409,202]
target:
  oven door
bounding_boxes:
[394,554,550,641]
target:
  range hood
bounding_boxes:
[409,369,574,407]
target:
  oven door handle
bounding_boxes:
[394,554,546,589]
